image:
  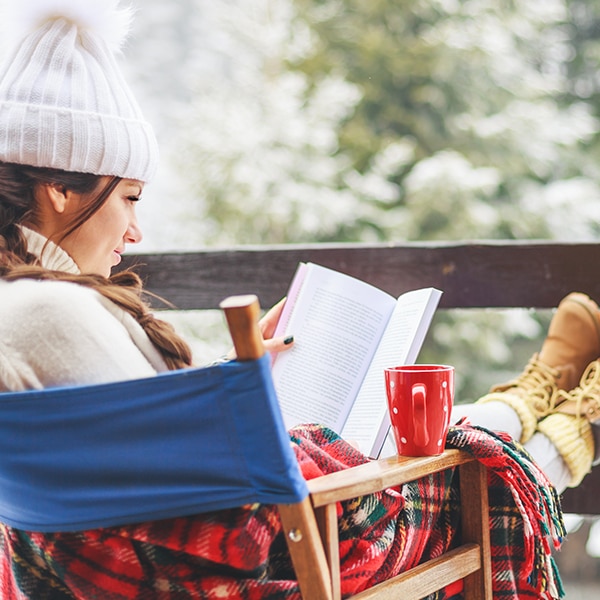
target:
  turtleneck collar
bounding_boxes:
[19,226,80,274]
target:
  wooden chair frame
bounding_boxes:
[222,295,493,600]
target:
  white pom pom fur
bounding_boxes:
[0,0,134,52]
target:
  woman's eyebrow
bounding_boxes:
[124,183,143,195]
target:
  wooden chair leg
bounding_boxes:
[278,499,333,600]
[459,460,493,599]
[315,504,341,600]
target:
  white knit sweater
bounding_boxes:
[0,228,168,392]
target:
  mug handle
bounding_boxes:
[411,383,429,447]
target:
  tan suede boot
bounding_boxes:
[477,292,600,443]
[537,359,600,486]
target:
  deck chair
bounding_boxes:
[0,295,492,599]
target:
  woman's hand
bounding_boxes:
[259,297,294,353]
[256,297,289,348]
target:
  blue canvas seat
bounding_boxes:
[0,355,307,532]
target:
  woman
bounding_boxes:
[0,1,589,598]
[0,167,290,391]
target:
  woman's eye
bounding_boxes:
[127,195,141,202]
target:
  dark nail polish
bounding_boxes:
[284,335,294,345]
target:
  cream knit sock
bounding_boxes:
[476,391,538,444]
[537,413,594,487]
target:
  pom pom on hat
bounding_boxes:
[0,0,133,53]
[0,0,158,182]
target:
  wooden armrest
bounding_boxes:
[307,449,474,507]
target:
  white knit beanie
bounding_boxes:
[0,0,159,182]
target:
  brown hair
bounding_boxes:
[0,162,193,371]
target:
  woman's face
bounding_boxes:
[59,178,144,277]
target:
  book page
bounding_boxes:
[271,264,397,433]
[272,263,307,342]
[340,287,442,457]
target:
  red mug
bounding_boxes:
[384,364,454,457]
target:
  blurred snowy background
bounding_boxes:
[121,0,600,588]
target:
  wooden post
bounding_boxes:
[220,294,265,360]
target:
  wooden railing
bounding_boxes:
[121,239,600,515]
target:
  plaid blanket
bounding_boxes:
[0,423,565,599]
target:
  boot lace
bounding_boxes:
[491,354,562,418]
[557,360,600,424]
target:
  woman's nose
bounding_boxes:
[126,218,143,244]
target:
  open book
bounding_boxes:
[271,262,442,458]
